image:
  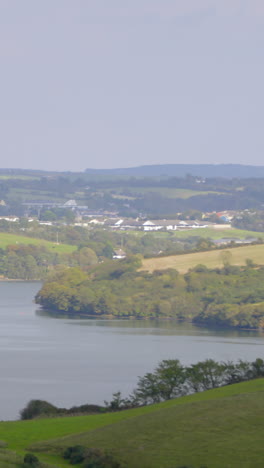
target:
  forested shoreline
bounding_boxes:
[35,256,264,330]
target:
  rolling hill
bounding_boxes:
[0,379,263,467]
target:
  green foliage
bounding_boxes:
[36,262,264,329]
[63,446,120,468]
[20,400,58,420]
[22,453,40,467]
[20,399,106,420]
[131,360,186,405]
[219,250,232,267]
[127,358,260,406]
[63,445,87,464]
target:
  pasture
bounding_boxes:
[141,243,264,273]
[0,233,76,254]
[0,379,259,468]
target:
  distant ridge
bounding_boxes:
[85,164,264,178]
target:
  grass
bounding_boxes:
[25,379,264,468]
[122,227,264,241]
[140,243,264,273]
[104,186,223,199]
[0,175,40,180]
[0,380,263,466]
[126,186,223,199]
[0,233,76,254]
[170,226,264,240]
[9,188,67,202]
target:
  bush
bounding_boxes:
[22,453,40,467]
[63,446,120,467]
[63,445,87,464]
[83,449,121,468]
[20,400,58,420]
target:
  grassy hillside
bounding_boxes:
[0,232,76,254]
[125,227,264,241]
[171,226,264,240]
[141,243,264,273]
[106,186,223,199]
[0,379,262,467]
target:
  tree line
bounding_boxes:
[36,258,264,329]
[20,357,264,419]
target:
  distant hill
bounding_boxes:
[85,164,264,178]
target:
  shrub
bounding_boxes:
[63,446,121,467]
[22,453,40,467]
[83,449,121,468]
[63,445,87,464]
[20,400,58,420]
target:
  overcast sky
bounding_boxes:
[1,0,264,171]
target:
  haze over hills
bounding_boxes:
[85,164,264,178]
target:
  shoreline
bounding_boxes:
[36,308,264,332]
[0,277,41,282]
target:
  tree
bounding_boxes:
[187,359,225,392]
[22,453,40,467]
[40,210,57,221]
[20,400,58,420]
[76,247,98,270]
[219,250,232,267]
[131,359,186,405]
[102,242,114,258]
[22,255,39,280]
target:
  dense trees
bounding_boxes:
[35,260,264,329]
[0,243,100,280]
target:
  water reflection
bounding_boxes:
[36,309,264,339]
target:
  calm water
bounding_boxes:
[0,282,264,420]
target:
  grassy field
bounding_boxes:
[170,226,264,240]
[9,188,68,202]
[126,186,223,199]
[124,227,264,241]
[0,175,40,180]
[104,186,223,199]
[0,233,76,254]
[0,379,261,467]
[141,243,264,273]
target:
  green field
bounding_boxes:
[141,243,264,273]
[105,186,223,199]
[0,379,263,467]
[0,175,40,180]
[0,233,76,254]
[171,226,264,240]
[123,227,264,241]
[8,188,68,202]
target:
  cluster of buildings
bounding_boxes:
[0,199,242,233]
[74,217,232,232]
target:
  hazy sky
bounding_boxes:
[1,0,264,171]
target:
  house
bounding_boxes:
[113,249,127,259]
[213,237,258,246]
[0,216,19,222]
[142,220,209,231]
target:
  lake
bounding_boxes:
[0,281,264,420]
